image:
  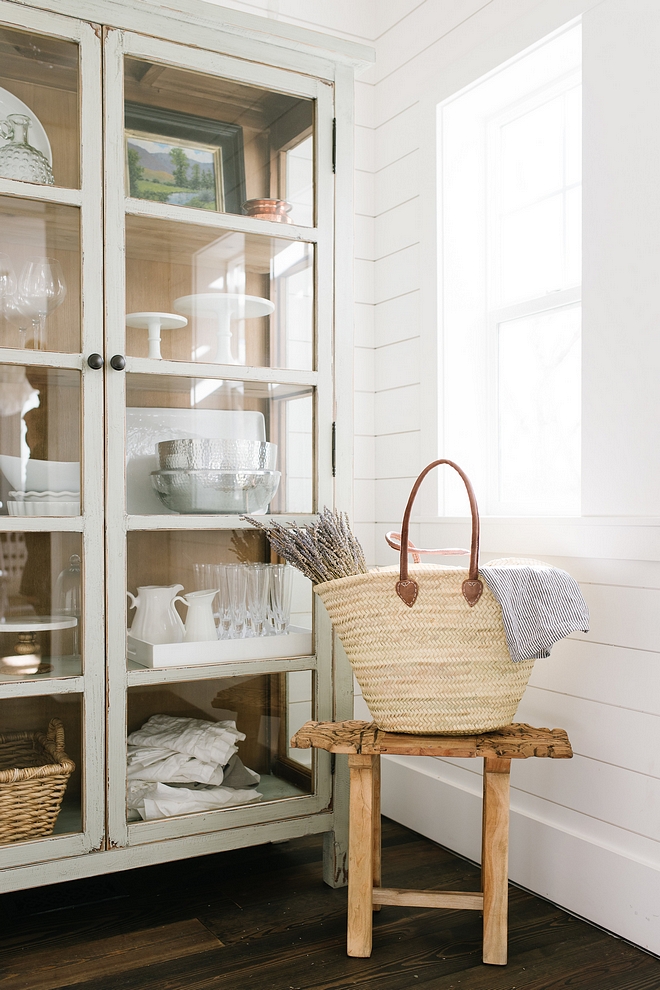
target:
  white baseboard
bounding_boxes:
[380,755,660,956]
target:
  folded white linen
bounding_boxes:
[127,714,245,767]
[127,779,262,820]
[126,745,227,785]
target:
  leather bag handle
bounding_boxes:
[395,459,483,608]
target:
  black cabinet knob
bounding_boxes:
[87,353,103,370]
[110,354,126,371]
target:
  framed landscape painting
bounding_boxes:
[124,102,246,215]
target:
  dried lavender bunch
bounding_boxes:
[242,508,368,584]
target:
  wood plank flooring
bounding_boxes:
[0,818,658,990]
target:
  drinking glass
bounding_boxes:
[269,564,292,635]
[0,255,24,346]
[246,563,269,637]
[54,553,82,655]
[17,257,66,350]
[226,563,247,639]
[0,253,16,302]
[192,562,213,592]
[213,564,233,639]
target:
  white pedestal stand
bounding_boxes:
[0,615,77,675]
[125,312,188,360]
[173,293,275,365]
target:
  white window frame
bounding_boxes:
[413,1,589,525]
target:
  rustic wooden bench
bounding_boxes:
[291,719,573,965]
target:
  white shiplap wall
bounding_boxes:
[201,0,660,956]
[361,0,660,957]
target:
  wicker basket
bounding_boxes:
[314,460,535,735]
[0,718,75,844]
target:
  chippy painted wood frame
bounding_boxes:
[102,29,340,857]
[0,1,105,873]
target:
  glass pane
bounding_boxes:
[125,529,312,657]
[498,304,581,511]
[0,197,81,352]
[124,57,314,225]
[0,531,83,679]
[0,694,82,843]
[286,134,313,227]
[499,96,564,212]
[0,25,79,188]
[498,193,564,304]
[126,671,314,823]
[286,669,312,767]
[125,216,314,370]
[126,374,313,515]
[0,365,81,514]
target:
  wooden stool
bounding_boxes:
[291,720,572,965]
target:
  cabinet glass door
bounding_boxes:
[105,30,333,848]
[0,4,104,868]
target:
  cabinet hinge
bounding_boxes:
[331,421,336,477]
[332,118,337,173]
[331,753,336,775]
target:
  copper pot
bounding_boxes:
[242,199,293,223]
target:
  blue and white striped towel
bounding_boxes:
[480,557,589,663]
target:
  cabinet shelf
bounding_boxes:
[126,652,316,686]
[125,195,319,242]
[126,513,318,531]
[125,359,317,388]
[0,672,83,699]
[0,176,82,207]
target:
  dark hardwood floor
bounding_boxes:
[0,818,658,990]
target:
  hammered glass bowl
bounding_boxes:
[156,438,277,472]
[150,468,281,514]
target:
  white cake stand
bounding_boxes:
[173,293,275,364]
[126,312,188,360]
[0,615,77,675]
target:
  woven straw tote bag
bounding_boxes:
[314,459,535,735]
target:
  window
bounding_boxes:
[439,22,581,515]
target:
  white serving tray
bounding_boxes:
[127,626,313,668]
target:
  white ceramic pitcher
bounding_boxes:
[127,584,185,644]
[179,589,218,642]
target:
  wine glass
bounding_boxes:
[0,254,23,344]
[17,257,66,350]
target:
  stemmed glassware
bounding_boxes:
[269,564,292,635]
[193,562,293,640]
[17,257,67,350]
[246,563,269,637]
[225,564,247,639]
[0,254,22,344]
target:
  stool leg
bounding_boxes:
[372,755,381,911]
[482,757,511,965]
[347,754,375,956]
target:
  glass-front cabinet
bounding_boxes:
[0,0,364,891]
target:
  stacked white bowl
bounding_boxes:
[0,455,80,516]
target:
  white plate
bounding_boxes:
[7,500,79,516]
[0,86,52,164]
